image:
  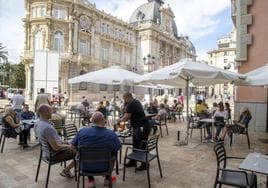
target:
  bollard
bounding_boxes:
[177,130,180,141]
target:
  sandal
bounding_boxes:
[60,170,74,178]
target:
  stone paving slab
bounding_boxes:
[0,121,267,188]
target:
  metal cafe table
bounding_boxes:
[239,153,268,187]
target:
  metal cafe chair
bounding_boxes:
[35,143,76,188]
[213,142,257,188]
[76,146,116,188]
[123,135,163,188]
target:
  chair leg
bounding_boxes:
[109,174,113,188]
[77,173,80,188]
[82,176,85,188]
[246,133,250,149]
[229,133,233,147]
[0,134,6,153]
[159,125,163,137]
[200,129,203,142]
[0,133,3,153]
[74,159,77,182]
[165,125,169,136]
[35,153,42,182]
[213,180,218,188]
[157,156,163,178]
[45,164,51,188]
[146,163,151,188]
[190,129,193,138]
[123,157,127,181]
[119,148,122,164]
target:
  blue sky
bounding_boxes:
[0,0,233,63]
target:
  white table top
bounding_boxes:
[21,119,39,125]
[198,118,215,123]
[239,153,268,175]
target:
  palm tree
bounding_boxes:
[0,43,8,63]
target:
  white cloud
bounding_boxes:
[0,0,231,62]
[0,0,25,63]
[95,0,230,39]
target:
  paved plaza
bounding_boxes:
[0,116,267,188]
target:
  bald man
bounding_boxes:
[34,104,75,178]
[71,111,121,187]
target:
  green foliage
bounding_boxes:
[0,62,25,88]
[0,43,8,63]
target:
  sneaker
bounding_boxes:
[104,176,116,186]
[60,170,74,178]
[85,180,96,188]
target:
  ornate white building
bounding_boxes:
[21,0,196,101]
[207,29,237,99]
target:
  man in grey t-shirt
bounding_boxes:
[35,104,75,178]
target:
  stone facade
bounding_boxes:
[21,0,196,101]
[231,0,268,132]
[207,29,237,99]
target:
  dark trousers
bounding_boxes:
[132,124,152,150]
[19,129,30,145]
[131,124,152,167]
[215,122,225,137]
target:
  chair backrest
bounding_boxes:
[159,113,167,124]
[50,118,64,135]
[63,122,78,141]
[213,142,227,169]
[77,146,115,173]
[143,135,159,152]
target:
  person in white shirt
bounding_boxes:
[11,90,25,114]
[35,88,50,112]
[213,102,228,141]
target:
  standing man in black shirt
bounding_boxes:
[118,92,152,170]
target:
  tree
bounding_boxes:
[10,63,26,88]
[0,43,8,63]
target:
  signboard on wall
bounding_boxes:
[33,50,59,101]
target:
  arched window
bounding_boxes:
[54,31,64,52]
[34,31,43,50]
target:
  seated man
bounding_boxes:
[219,107,252,141]
[195,100,209,118]
[34,104,75,178]
[71,111,121,187]
[21,104,35,120]
[149,104,167,134]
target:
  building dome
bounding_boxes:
[129,0,178,37]
[185,37,196,54]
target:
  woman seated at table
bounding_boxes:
[219,107,252,141]
[149,104,167,134]
[213,102,228,141]
[2,107,30,148]
[20,104,35,120]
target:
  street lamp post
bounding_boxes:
[143,54,155,72]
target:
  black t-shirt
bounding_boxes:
[125,99,146,128]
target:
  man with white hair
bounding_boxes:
[71,111,121,187]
